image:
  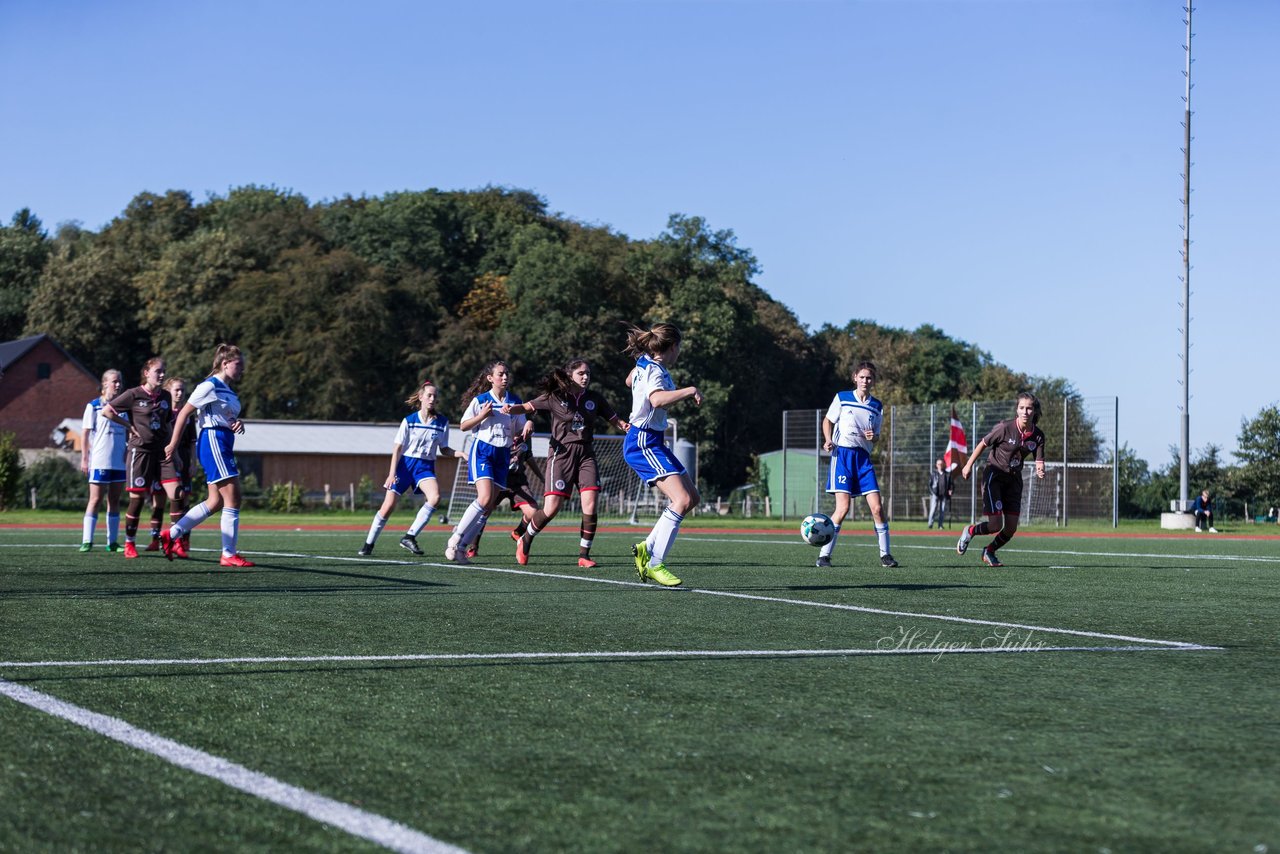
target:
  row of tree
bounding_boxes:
[4,185,1268,507]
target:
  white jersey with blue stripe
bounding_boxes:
[187,376,241,430]
[395,412,450,459]
[83,398,127,471]
[825,391,883,452]
[462,391,526,448]
[628,356,675,431]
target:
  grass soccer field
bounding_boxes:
[2,520,1277,852]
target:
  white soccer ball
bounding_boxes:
[800,513,835,547]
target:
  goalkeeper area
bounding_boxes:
[1,521,1276,852]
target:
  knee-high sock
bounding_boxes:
[82,513,97,545]
[453,500,488,546]
[648,508,684,565]
[819,524,842,559]
[875,523,890,556]
[579,513,598,557]
[407,503,436,537]
[106,513,120,545]
[990,529,1013,552]
[366,512,388,545]
[170,502,212,538]
[525,509,551,541]
[220,507,240,556]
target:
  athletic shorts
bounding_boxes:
[125,446,170,493]
[198,427,239,485]
[389,455,437,495]
[624,428,685,485]
[827,445,880,496]
[158,448,193,494]
[543,442,598,497]
[981,467,1022,516]
[88,468,125,485]
[500,478,539,510]
[468,440,510,489]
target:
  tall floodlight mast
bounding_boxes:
[1177,4,1194,510]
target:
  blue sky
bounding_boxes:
[2,0,1275,469]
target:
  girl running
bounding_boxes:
[160,344,254,567]
[79,369,126,552]
[623,323,702,587]
[104,357,184,559]
[504,359,629,567]
[955,392,1046,567]
[817,361,897,568]
[358,379,462,557]
[444,360,533,564]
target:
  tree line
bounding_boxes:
[6,185,1263,504]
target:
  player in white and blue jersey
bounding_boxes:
[443,360,532,564]
[79,369,126,552]
[160,344,255,567]
[623,323,703,587]
[818,361,897,569]
[359,379,462,557]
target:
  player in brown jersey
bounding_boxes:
[144,376,195,554]
[104,357,183,559]
[502,359,629,567]
[955,393,1046,567]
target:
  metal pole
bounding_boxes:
[1113,396,1120,528]
[970,401,978,525]
[815,409,822,514]
[1062,396,1069,528]
[781,410,788,522]
[888,405,896,523]
[1178,3,1194,511]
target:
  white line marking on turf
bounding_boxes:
[0,643,1217,671]
[233,550,1215,651]
[0,677,467,854]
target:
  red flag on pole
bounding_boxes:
[943,406,968,472]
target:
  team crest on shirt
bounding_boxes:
[134,476,146,487]
[584,400,595,411]
[994,499,1004,511]
[555,479,566,490]
[1025,441,1037,451]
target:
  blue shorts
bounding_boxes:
[468,440,510,489]
[198,428,240,484]
[89,468,125,485]
[624,428,685,485]
[827,446,879,496]
[390,456,437,495]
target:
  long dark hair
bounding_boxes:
[1017,392,1042,425]
[535,359,589,398]
[460,360,508,409]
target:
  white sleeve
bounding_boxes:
[462,397,482,424]
[825,396,841,423]
[187,380,218,410]
[83,403,96,433]
[393,419,409,447]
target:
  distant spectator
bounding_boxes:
[927,458,952,529]
[1192,489,1217,533]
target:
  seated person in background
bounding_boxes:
[1191,489,1217,533]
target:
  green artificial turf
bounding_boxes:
[1,521,1277,852]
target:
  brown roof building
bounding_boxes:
[0,334,100,448]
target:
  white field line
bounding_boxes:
[0,678,466,854]
[0,644,1213,672]
[121,547,1216,652]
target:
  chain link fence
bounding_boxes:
[773,397,1118,526]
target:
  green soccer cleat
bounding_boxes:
[632,542,650,581]
[645,562,682,587]
[78,542,92,553]
[105,542,121,553]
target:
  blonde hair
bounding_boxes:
[100,369,122,396]
[624,323,682,358]
[163,375,186,391]
[209,343,243,376]
[406,379,438,415]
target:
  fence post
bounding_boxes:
[1062,397,1069,528]
[814,409,822,515]
[888,405,895,522]
[970,401,978,525]
[1113,396,1119,528]
[781,410,789,522]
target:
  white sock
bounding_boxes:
[107,513,120,544]
[82,513,97,544]
[407,504,436,537]
[221,507,240,556]
[876,523,890,556]
[366,513,388,545]
[648,508,684,565]
[820,524,842,559]
[171,502,211,538]
[453,500,488,546]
